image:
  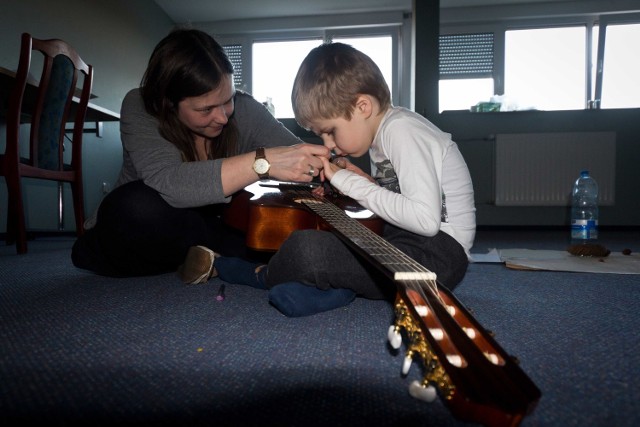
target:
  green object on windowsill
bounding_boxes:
[471,102,501,112]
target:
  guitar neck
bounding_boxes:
[297,192,435,282]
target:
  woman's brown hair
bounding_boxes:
[141,28,238,161]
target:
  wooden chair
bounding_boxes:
[0,33,93,253]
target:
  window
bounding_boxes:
[251,39,322,118]
[223,7,639,116]
[438,33,495,111]
[599,23,640,108]
[439,78,494,112]
[505,27,587,110]
[251,35,394,118]
[439,13,640,112]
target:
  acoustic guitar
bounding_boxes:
[228,181,541,427]
[224,180,383,251]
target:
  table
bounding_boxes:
[0,66,120,137]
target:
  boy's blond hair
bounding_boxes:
[292,42,391,130]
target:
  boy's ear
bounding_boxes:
[355,95,373,118]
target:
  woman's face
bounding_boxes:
[177,74,235,139]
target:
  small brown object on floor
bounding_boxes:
[567,243,611,257]
[622,248,632,255]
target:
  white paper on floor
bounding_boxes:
[497,248,640,274]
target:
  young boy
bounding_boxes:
[190,42,476,317]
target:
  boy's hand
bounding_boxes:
[318,156,343,181]
[320,156,375,183]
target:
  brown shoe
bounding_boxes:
[178,246,220,284]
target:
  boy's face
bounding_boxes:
[307,101,374,158]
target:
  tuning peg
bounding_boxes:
[387,325,402,349]
[409,380,437,403]
[402,352,413,375]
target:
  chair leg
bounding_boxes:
[58,181,65,231]
[5,174,28,254]
[71,179,85,237]
[5,193,17,245]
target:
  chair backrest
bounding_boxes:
[6,33,93,171]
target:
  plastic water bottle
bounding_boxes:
[570,170,599,244]
[263,97,275,116]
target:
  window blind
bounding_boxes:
[223,44,244,89]
[439,33,494,78]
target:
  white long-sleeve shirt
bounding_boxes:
[329,106,476,256]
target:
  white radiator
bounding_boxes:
[495,132,616,206]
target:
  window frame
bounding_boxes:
[593,12,640,109]
[215,5,639,115]
[440,11,640,112]
[218,23,405,114]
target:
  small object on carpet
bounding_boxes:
[216,284,226,301]
[566,243,611,257]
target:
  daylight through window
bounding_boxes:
[252,36,393,118]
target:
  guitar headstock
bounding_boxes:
[389,284,541,427]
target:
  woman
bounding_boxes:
[72,28,329,278]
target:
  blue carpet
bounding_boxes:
[1,230,639,426]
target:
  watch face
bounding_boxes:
[253,158,270,174]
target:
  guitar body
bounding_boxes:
[224,180,383,251]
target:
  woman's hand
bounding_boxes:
[221,143,330,197]
[266,143,331,182]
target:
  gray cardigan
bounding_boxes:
[86,88,302,228]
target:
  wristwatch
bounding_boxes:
[252,147,270,180]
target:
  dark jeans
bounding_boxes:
[71,180,248,277]
[264,223,469,300]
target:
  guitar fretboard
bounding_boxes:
[294,192,436,282]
